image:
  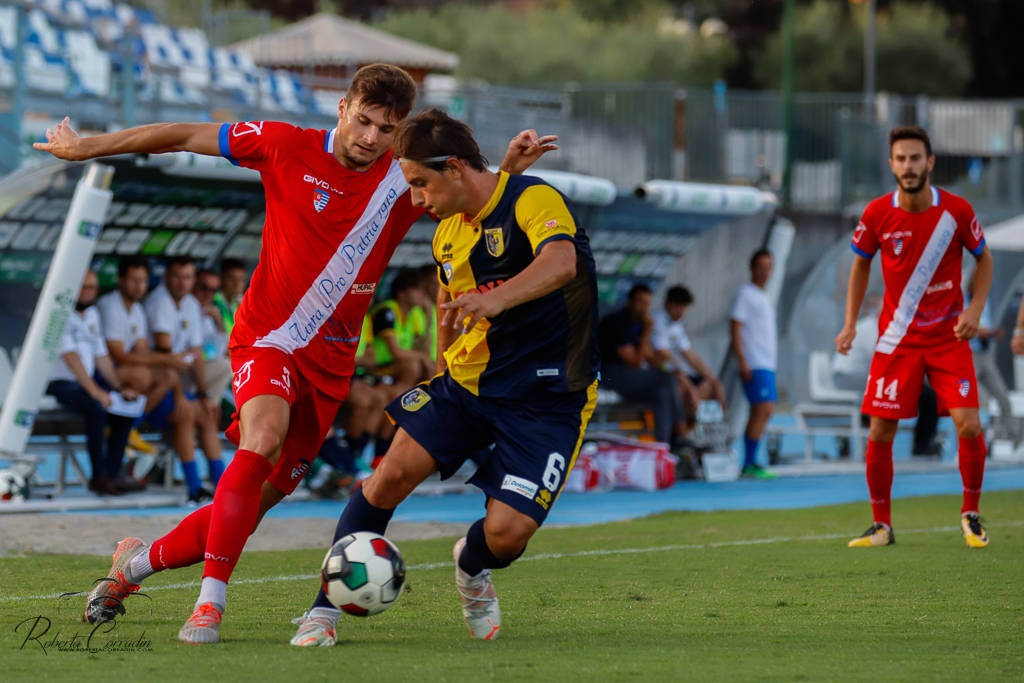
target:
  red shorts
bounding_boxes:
[861,340,978,420]
[225,346,349,496]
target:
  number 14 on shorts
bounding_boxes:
[874,377,899,402]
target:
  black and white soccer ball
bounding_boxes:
[321,531,405,616]
[0,468,29,503]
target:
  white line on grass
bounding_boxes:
[3,519,1021,603]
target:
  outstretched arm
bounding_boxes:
[498,129,559,174]
[33,116,221,162]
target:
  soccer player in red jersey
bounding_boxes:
[835,126,994,550]
[34,63,556,643]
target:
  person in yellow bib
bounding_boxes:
[413,263,440,363]
[300,108,598,640]
[370,268,433,399]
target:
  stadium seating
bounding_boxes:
[0,0,332,125]
[64,29,110,96]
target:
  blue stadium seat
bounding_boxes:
[64,28,110,96]
[0,6,16,51]
[25,44,68,93]
[81,0,116,21]
[312,89,344,117]
[28,8,62,54]
[209,47,259,106]
[175,27,210,90]
[259,68,306,113]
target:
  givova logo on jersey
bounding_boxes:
[313,188,330,213]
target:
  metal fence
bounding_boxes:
[684,88,1024,219]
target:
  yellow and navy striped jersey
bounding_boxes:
[433,171,599,397]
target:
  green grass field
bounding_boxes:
[2,492,1023,681]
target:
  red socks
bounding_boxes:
[149,505,213,571]
[958,435,986,514]
[202,449,273,583]
[864,440,894,527]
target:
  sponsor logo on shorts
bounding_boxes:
[871,400,902,410]
[233,359,255,392]
[291,457,311,480]
[501,474,538,500]
[534,488,552,510]
[270,365,292,395]
[958,379,970,397]
[401,387,430,412]
[544,219,559,229]
[536,368,559,377]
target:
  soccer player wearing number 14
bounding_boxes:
[836,126,994,549]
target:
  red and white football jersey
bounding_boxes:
[851,186,985,353]
[219,121,424,398]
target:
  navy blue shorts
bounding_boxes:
[742,369,777,405]
[386,373,599,525]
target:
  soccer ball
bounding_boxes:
[321,531,405,616]
[0,468,29,502]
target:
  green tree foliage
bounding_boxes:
[753,0,969,95]
[375,3,736,85]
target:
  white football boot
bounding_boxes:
[289,607,341,647]
[453,537,501,640]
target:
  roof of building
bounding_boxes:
[230,13,458,70]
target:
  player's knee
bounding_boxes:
[121,365,151,391]
[956,417,982,439]
[869,419,898,442]
[373,455,416,491]
[241,422,286,457]
[483,517,535,561]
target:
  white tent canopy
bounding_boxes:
[985,213,1024,251]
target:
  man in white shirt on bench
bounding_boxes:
[144,256,225,503]
[46,270,143,495]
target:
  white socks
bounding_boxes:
[309,606,342,623]
[126,547,155,585]
[196,577,227,612]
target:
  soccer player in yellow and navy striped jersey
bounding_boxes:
[305,108,597,640]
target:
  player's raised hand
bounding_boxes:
[502,129,559,174]
[835,324,856,355]
[954,309,981,341]
[33,116,87,161]
[441,290,504,334]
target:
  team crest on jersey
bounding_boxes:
[958,379,970,397]
[313,188,330,213]
[892,237,903,256]
[442,262,454,282]
[401,388,430,412]
[484,228,505,257]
